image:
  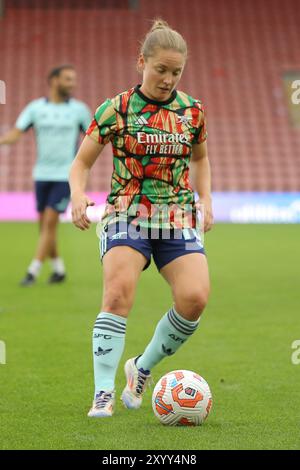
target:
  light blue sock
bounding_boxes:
[136,306,200,371]
[92,312,127,396]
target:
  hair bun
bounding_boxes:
[140,17,187,61]
[150,18,170,32]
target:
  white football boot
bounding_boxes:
[121,357,152,409]
[88,390,115,418]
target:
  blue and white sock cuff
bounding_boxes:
[167,307,199,336]
[94,312,127,337]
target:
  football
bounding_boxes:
[152,370,212,426]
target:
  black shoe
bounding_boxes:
[20,273,36,287]
[48,272,66,284]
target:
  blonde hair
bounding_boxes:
[140,18,188,60]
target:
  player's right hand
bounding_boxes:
[71,192,95,230]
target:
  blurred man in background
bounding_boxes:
[0,65,92,286]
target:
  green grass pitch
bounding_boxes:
[0,222,299,450]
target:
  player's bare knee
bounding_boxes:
[102,282,134,315]
[176,291,209,321]
[42,218,58,232]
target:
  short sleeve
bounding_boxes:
[15,101,36,132]
[191,101,207,145]
[78,103,92,132]
[86,98,116,145]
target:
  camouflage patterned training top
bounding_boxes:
[86,85,207,228]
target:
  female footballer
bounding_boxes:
[69,19,213,417]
